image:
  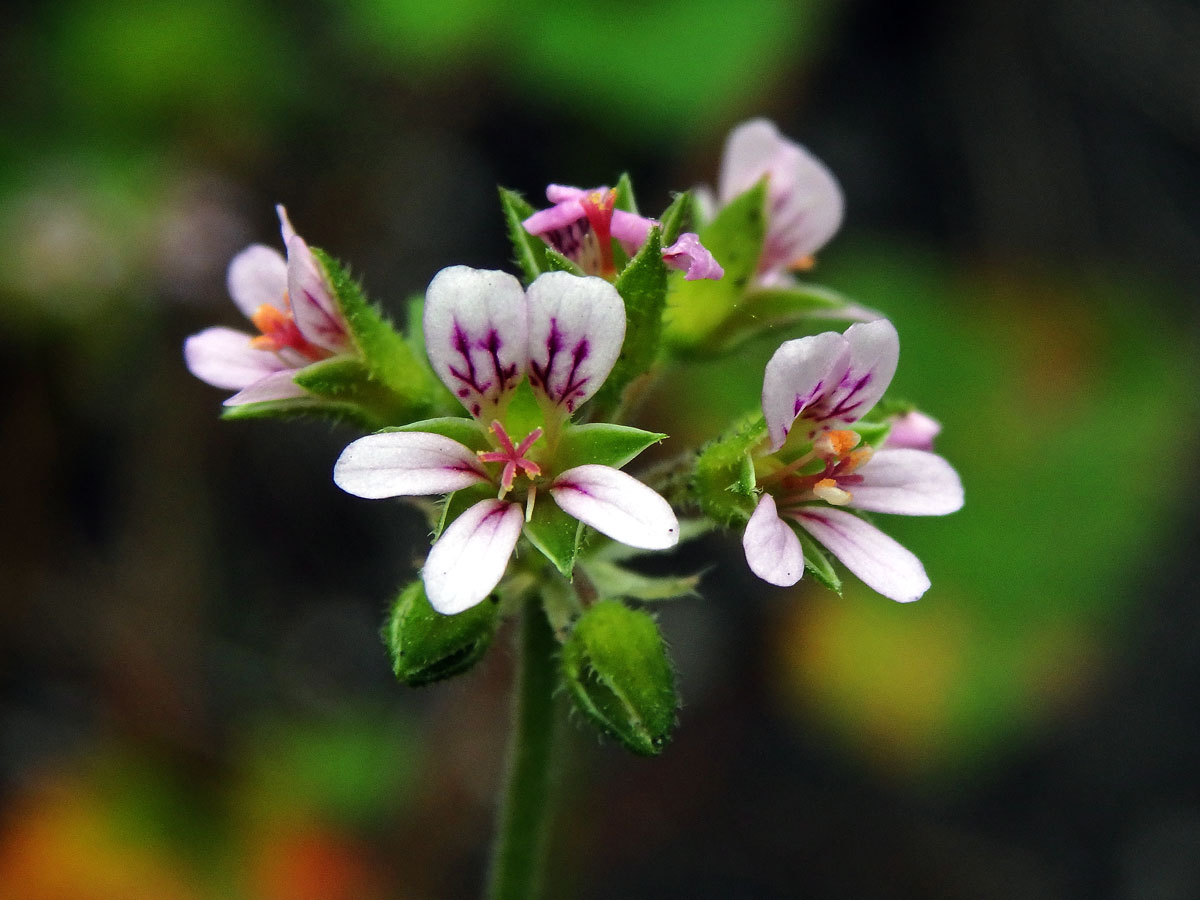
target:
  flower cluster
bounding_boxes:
[184,117,963,752]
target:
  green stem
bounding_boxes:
[486,598,558,900]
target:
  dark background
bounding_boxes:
[3,0,1199,897]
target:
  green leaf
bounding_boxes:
[701,282,864,355]
[692,414,765,526]
[311,248,439,423]
[796,528,842,594]
[591,226,669,416]
[385,579,500,686]
[524,498,583,577]
[220,396,379,429]
[499,187,551,283]
[561,600,678,756]
[580,559,701,603]
[613,172,639,215]
[658,190,696,246]
[384,416,489,451]
[555,422,666,471]
[664,179,766,352]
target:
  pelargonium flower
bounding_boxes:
[523,185,724,281]
[334,267,679,614]
[884,409,942,451]
[741,319,962,602]
[702,118,844,286]
[184,206,353,405]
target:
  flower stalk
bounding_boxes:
[487,598,560,900]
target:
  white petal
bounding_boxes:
[333,432,488,499]
[742,495,804,586]
[884,410,941,451]
[223,370,308,405]
[423,499,524,614]
[849,449,963,516]
[794,507,930,603]
[226,245,288,319]
[834,318,899,421]
[286,232,348,353]
[184,326,287,390]
[718,119,844,269]
[549,465,678,550]
[525,272,626,416]
[761,331,850,450]
[423,266,529,421]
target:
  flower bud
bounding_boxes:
[384,580,499,686]
[561,600,678,756]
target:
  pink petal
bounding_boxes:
[423,499,524,614]
[717,119,843,272]
[423,266,530,421]
[661,232,725,281]
[333,432,488,499]
[226,245,288,319]
[523,199,585,237]
[742,495,804,586]
[848,449,963,516]
[285,230,348,354]
[550,465,679,550]
[223,369,309,406]
[525,272,625,416]
[545,184,588,203]
[184,326,288,390]
[610,209,656,255]
[761,331,850,451]
[794,506,930,603]
[884,410,942,451]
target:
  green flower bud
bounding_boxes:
[561,600,678,756]
[384,580,499,686]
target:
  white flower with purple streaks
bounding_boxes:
[334,266,679,614]
[184,206,353,405]
[701,118,844,286]
[741,319,962,602]
[523,185,723,281]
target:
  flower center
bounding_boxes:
[250,296,330,361]
[477,421,544,501]
[764,428,873,508]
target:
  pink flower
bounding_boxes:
[523,185,723,281]
[883,410,942,451]
[184,206,353,405]
[334,267,679,614]
[741,320,962,602]
[705,118,844,286]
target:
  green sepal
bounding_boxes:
[383,416,489,451]
[292,357,418,425]
[220,397,379,429]
[580,559,701,603]
[657,190,697,246]
[524,497,583,577]
[436,482,496,539]
[591,226,668,416]
[692,414,766,526]
[851,419,892,448]
[664,180,766,353]
[499,187,551,283]
[561,600,678,756]
[544,247,584,275]
[555,423,666,472]
[699,283,861,355]
[310,248,437,422]
[384,579,499,686]
[613,172,638,214]
[796,528,842,594]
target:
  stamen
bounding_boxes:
[580,189,617,276]
[788,255,816,272]
[477,421,544,498]
[812,478,852,506]
[814,429,860,458]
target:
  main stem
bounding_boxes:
[486,598,558,900]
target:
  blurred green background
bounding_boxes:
[3,0,1199,897]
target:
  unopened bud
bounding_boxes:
[561,600,678,756]
[384,580,499,686]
